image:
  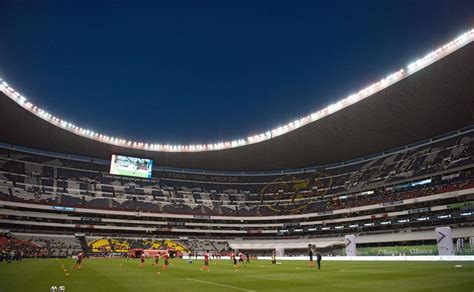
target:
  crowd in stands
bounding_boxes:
[0,234,43,261]
[0,234,82,260]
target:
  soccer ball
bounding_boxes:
[59,286,66,292]
[50,286,58,292]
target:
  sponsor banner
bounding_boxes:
[143,249,168,257]
[344,244,474,256]
[447,201,474,209]
[442,173,460,180]
[436,227,454,256]
[257,256,474,261]
[193,215,210,219]
[345,235,356,257]
[408,207,431,214]
[318,210,333,215]
[162,172,241,183]
[354,245,438,256]
[81,217,102,222]
[382,200,403,206]
[53,206,76,212]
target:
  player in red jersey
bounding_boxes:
[308,244,315,269]
[238,251,244,266]
[201,250,210,271]
[162,252,170,271]
[234,251,246,269]
[140,253,145,267]
[74,252,84,270]
[153,253,160,267]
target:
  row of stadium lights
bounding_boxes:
[1,29,473,152]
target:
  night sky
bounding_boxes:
[1,0,473,145]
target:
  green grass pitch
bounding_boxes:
[113,167,148,178]
[0,259,473,291]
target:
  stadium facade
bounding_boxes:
[0,29,473,258]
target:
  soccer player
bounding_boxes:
[162,252,170,271]
[140,253,145,267]
[271,250,276,264]
[230,251,237,267]
[245,252,250,264]
[238,251,244,264]
[308,244,315,268]
[153,253,160,267]
[201,250,210,271]
[316,250,322,270]
[74,251,84,270]
[235,251,245,269]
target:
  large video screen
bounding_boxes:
[110,155,153,179]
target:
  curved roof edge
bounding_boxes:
[1,124,473,176]
[1,28,473,153]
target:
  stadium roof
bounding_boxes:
[1,30,474,171]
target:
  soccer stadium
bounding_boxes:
[1,3,474,292]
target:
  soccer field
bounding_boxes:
[0,259,473,292]
[112,167,148,178]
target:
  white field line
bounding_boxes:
[185,278,256,292]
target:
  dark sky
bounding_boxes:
[1,0,473,145]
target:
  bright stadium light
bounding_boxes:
[0,28,473,152]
